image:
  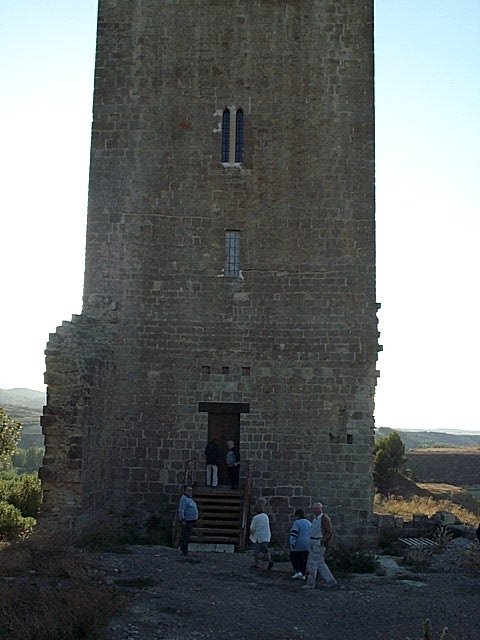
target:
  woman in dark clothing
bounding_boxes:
[226,440,240,489]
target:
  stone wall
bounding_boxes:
[42,0,379,544]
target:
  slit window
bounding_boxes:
[224,230,241,278]
[221,109,230,163]
[235,109,244,163]
[221,106,244,165]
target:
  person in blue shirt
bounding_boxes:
[289,508,311,579]
[178,485,199,555]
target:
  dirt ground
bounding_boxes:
[98,542,480,640]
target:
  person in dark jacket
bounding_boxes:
[476,522,480,544]
[205,439,220,487]
[226,440,240,490]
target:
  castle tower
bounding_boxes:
[41,0,378,543]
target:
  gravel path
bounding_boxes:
[99,544,480,640]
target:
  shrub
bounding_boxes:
[0,472,42,518]
[403,546,433,569]
[431,525,454,549]
[378,528,402,550]
[7,474,42,517]
[0,502,35,540]
[79,525,136,553]
[328,546,377,574]
[145,514,176,546]
[0,408,21,468]
[0,533,122,640]
[419,618,448,640]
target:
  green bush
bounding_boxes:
[0,408,21,468]
[8,474,42,518]
[0,473,42,518]
[328,546,377,574]
[0,472,17,502]
[378,528,401,550]
[374,431,407,484]
[0,502,35,540]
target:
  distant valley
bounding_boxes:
[0,387,45,448]
[376,426,480,450]
[2,388,480,452]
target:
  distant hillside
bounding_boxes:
[0,388,45,410]
[0,388,45,447]
[376,426,480,450]
[408,449,480,487]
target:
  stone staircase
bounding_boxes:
[190,488,248,549]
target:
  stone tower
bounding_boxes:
[41,0,378,543]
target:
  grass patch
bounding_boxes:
[0,531,122,640]
[374,493,478,525]
[418,483,480,515]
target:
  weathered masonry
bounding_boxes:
[41,0,379,545]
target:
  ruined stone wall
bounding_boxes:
[41,305,121,533]
[42,0,378,544]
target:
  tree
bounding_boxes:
[0,407,21,468]
[12,446,45,474]
[374,431,407,482]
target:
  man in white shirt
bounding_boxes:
[249,498,274,570]
[303,501,337,589]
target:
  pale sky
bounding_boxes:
[0,1,479,431]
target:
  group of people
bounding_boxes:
[249,499,337,589]
[177,439,240,556]
[204,439,240,490]
[177,482,337,589]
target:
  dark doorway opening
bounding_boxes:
[207,413,239,485]
[199,402,250,486]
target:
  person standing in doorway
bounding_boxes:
[303,501,337,589]
[205,439,219,487]
[226,440,240,490]
[177,485,198,556]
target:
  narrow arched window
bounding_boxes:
[221,109,230,163]
[220,106,244,166]
[235,109,244,163]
